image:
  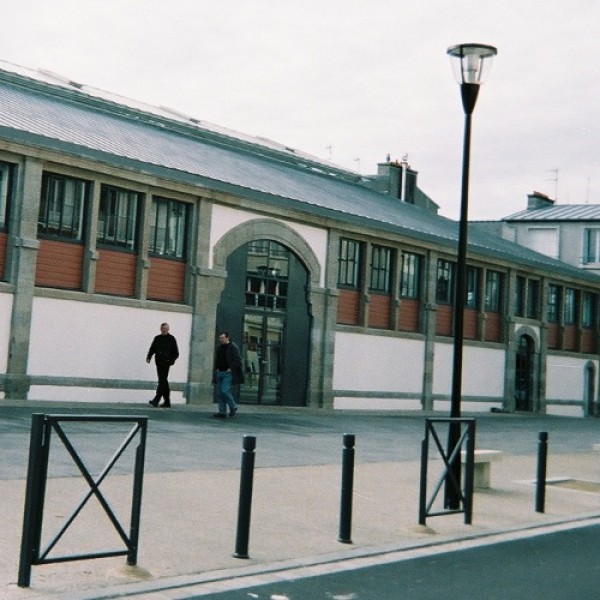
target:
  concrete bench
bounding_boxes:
[461,449,504,489]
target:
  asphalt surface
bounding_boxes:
[1,400,600,599]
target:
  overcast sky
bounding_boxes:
[1,1,599,220]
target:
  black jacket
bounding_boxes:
[147,333,179,366]
[213,341,245,385]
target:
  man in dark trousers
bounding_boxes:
[147,322,179,408]
[212,331,244,418]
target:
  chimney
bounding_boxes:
[527,191,555,210]
[375,157,417,202]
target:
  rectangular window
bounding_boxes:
[584,229,600,264]
[484,270,503,312]
[436,259,455,304]
[149,197,188,259]
[0,162,14,231]
[338,238,362,289]
[564,288,577,325]
[583,292,597,328]
[526,279,540,319]
[38,172,89,240]
[466,266,480,308]
[97,185,141,249]
[547,284,560,323]
[400,251,421,299]
[369,245,392,293]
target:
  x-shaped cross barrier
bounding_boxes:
[418,418,475,526]
[18,414,148,588]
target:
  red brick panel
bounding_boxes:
[582,329,597,354]
[147,256,186,303]
[95,249,137,297]
[463,308,479,340]
[436,305,453,336]
[0,231,6,281]
[337,288,361,325]
[547,323,559,349]
[484,312,502,343]
[563,325,577,351]
[36,239,84,289]
[398,298,420,332]
[368,293,391,329]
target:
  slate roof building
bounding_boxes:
[0,61,598,417]
[488,190,600,277]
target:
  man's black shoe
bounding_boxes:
[229,408,238,417]
[149,400,159,407]
[213,412,227,419]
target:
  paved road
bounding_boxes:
[1,403,600,479]
[188,523,600,599]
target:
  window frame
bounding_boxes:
[400,251,422,299]
[484,270,503,312]
[337,238,362,290]
[583,291,597,328]
[38,172,90,241]
[369,244,393,293]
[436,259,455,304]
[583,228,600,264]
[0,161,15,232]
[149,196,189,259]
[97,184,142,250]
[465,266,480,309]
[547,284,560,323]
[564,288,577,325]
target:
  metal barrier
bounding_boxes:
[18,413,148,588]
[418,418,475,526]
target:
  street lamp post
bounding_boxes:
[446,43,497,508]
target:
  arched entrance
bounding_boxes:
[216,239,312,406]
[515,334,535,411]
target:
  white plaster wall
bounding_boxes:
[28,298,191,382]
[332,332,425,392]
[209,205,328,287]
[432,343,505,397]
[0,292,12,374]
[545,355,592,401]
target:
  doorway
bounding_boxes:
[515,334,535,411]
[216,239,312,406]
[585,363,597,417]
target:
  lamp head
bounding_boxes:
[447,43,497,85]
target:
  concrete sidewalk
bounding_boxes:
[2,433,600,599]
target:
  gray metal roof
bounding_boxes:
[505,204,600,222]
[0,64,598,286]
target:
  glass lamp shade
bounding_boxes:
[447,43,497,85]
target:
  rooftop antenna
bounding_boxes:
[325,145,333,160]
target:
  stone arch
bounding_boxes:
[213,218,321,287]
[514,325,540,352]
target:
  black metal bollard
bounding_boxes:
[233,435,256,558]
[418,437,428,526]
[338,433,355,544]
[535,431,548,513]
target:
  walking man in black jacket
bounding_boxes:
[147,322,179,408]
[212,331,244,418]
